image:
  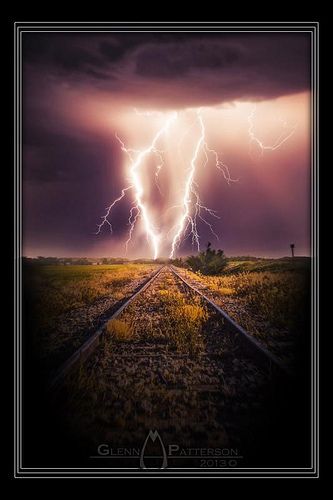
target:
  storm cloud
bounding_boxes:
[23,32,310,108]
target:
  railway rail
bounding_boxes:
[49,265,289,390]
[49,265,165,389]
[170,266,289,374]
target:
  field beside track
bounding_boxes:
[23,263,159,370]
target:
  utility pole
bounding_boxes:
[290,243,295,258]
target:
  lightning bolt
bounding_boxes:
[96,185,133,234]
[97,113,177,260]
[133,109,167,195]
[125,205,140,253]
[203,143,236,185]
[169,112,233,258]
[97,105,297,260]
[248,106,297,156]
[153,148,165,196]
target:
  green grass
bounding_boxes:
[24,263,157,313]
[223,257,310,275]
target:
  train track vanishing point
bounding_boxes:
[49,265,290,390]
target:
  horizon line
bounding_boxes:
[22,254,311,260]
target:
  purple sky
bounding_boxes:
[22,32,311,258]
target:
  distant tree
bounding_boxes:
[186,242,227,275]
[73,258,90,265]
[36,256,59,265]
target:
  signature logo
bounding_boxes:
[140,430,168,470]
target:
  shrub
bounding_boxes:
[186,242,227,275]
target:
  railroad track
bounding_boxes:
[49,264,289,390]
[169,266,289,375]
[49,265,165,389]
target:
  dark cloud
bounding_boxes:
[23,33,104,80]
[23,32,310,107]
[132,34,310,105]
[134,40,242,77]
[99,37,141,62]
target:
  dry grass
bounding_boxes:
[167,301,208,355]
[23,263,158,363]
[24,263,157,327]
[180,264,310,343]
[26,264,157,314]
[151,287,208,355]
[106,319,134,342]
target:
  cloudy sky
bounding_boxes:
[22,31,311,258]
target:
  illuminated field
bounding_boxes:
[57,267,269,454]
[174,257,310,363]
[23,257,310,375]
[23,258,311,466]
[23,263,158,371]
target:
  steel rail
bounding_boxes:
[170,266,290,375]
[49,265,165,390]
[49,263,290,390]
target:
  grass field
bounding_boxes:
[24,257,311,460]
[24,263,157,313]
[23,257,310,373]
[61,268,268,450]
[176,257,311,362]
[23,263,158,369]
[223,256,310,274]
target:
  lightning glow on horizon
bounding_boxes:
[97,106,297,260]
